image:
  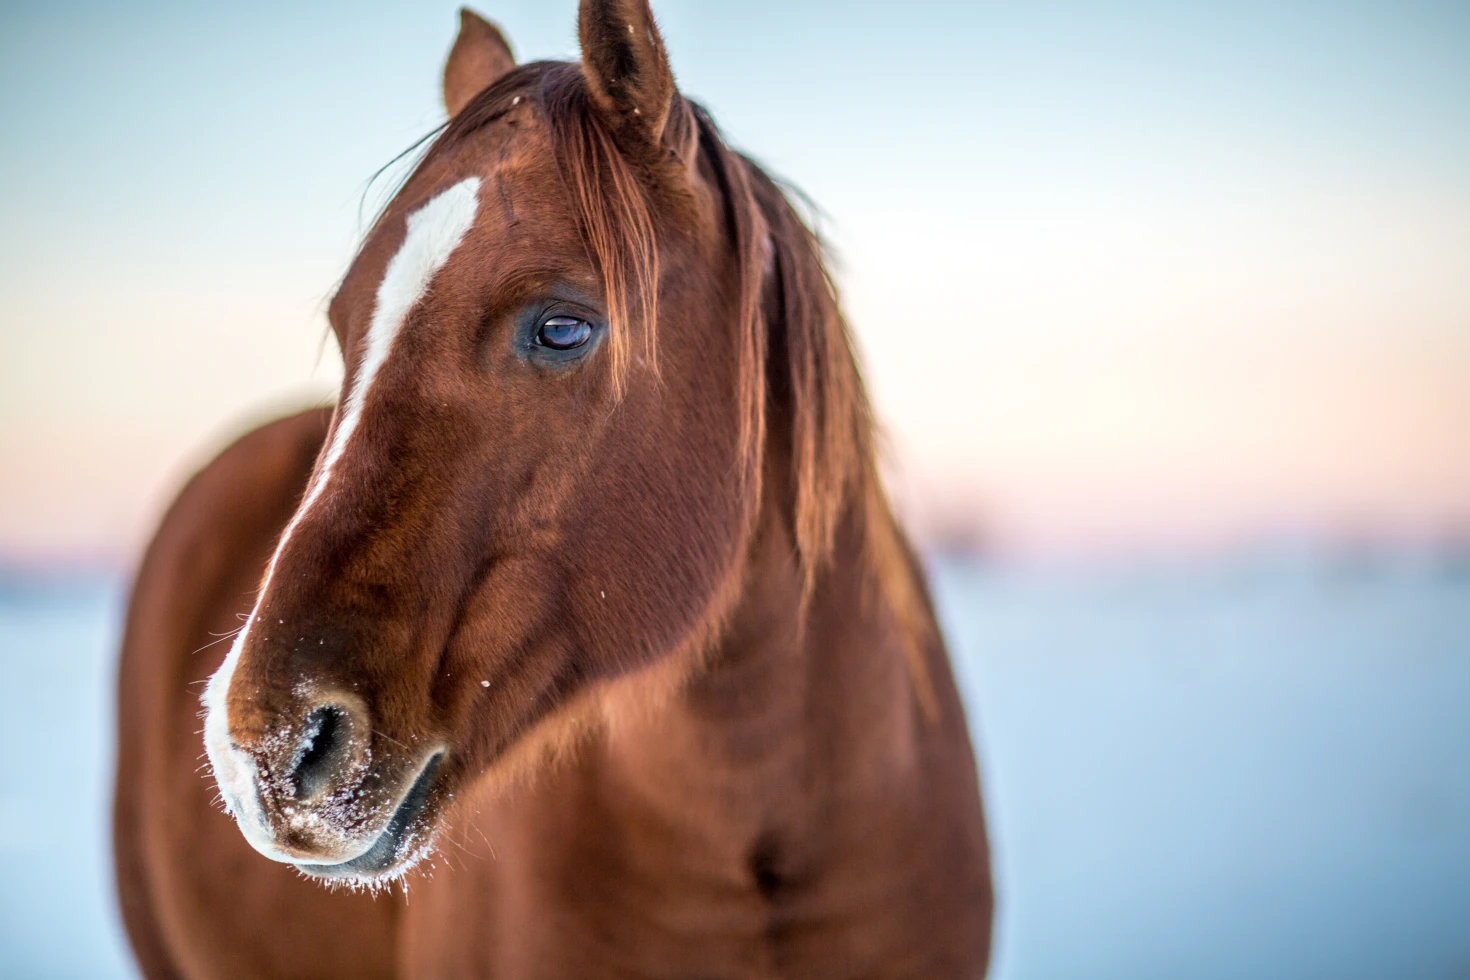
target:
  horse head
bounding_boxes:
[201,0,887,886]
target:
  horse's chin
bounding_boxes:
[291,752,445,887]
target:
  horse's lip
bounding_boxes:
[293,751,444,880]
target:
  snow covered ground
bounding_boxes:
[0,575,132,980]
[1,553,1467,978]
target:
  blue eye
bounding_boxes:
[536,315,593,350]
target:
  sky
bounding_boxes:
[1,0,1467,564]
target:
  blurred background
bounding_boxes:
[1,1,1467,977]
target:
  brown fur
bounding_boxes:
[114,3,992,976]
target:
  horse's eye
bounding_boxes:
[536,315,593,350]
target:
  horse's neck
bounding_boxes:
[597,499,922,839]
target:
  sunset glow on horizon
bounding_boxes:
[2,0,1467,565]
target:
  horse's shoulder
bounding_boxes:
[160,407,328,548]
[122,407,329,668]
[141,408,327,584]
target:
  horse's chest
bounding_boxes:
[397,707,966,977]
[401,778,785,977]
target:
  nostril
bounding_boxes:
[292,706,348,800]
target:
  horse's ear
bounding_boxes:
[578,0,675,153]
[443,8,516,118]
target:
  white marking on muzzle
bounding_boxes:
[201,177,482,862]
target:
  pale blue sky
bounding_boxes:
[2,1,1468,561]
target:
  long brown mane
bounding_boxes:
[428,60,937,714]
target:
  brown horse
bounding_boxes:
[113,3,993,976]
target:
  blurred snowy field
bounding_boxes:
[1,553,1467,979]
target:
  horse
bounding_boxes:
[112,3,993,976]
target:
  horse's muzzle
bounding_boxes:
[202,683,444,882]
[293,751,444,880]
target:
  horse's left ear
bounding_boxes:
[578,0,676,153]
[444,8,517,118]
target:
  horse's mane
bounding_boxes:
[421,61,938,718]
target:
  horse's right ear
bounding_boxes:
[443,8,516,118]
[578,0,676,156]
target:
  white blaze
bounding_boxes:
[201,177,482,861]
